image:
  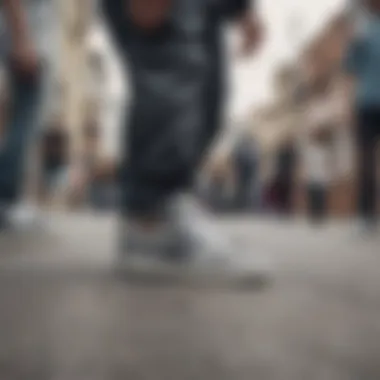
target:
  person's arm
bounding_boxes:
[2,0,38,74]
[222,0,262,57]
[215,0,262,56]
[238,9,262,56]
[2,0,29,46]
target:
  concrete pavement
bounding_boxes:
[0,213,379,380]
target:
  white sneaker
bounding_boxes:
[118,194,271,289]
[6,202,44,232]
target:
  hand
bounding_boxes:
[239,16,263,57]
[10,40,39,76]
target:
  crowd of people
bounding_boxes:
[198,131,261,213]
[207,1,380,232]
[0,0,378,284]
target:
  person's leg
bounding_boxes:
[307,184,315,221]
[234,171,243,210]
[39,166,53,204]
[118,118,270,285]
[237,174,252,212]
[310,184,327,224]
[0,63,46,230]
[0,63,43,207]
[284,181,294,216]
[252,178,263,213]
[105,1,270,285]
[243,175,254,211]
[277,179,291,217]
[119,139,195,256]
[318,185,327,221]
[199,79,224,161]
[356,110,377,227]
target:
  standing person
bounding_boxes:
[0,0,55,228]
[274,139,297,217]
[40,117,69,204]
[68,118,101,208]
[343,0,380,233]
[233,133,259,212]
[302,76,335,224]
[208,162,230,212]
[82,120,112,210]
[89,159,119,212]
[101,0,266,283]
[303,128,332,224]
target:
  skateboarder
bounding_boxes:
[101,0,266,283]
[0,0,55,228]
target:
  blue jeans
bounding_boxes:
[0,64,43,203]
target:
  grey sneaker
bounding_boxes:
[119,217,175,257]
[117,217,184,283]
[118,195,271,289]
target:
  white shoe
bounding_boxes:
[118,194,271,289]
[6,202,44,232]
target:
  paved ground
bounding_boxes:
[0,213,379,380]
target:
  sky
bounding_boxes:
[229,0,346,120]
